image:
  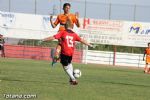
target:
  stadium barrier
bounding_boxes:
[83,50,145,68]
[4,44,83,63]
[3,44,145,68]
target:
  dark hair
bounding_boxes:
[63,3,71,9]
[148,42,150,45]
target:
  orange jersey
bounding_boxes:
[145,48,150,63]
[54,13,78,31]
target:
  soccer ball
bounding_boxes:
[73,69,82,78]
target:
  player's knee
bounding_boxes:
[56,45,61,53]
[147,64,150,68]
[63,65,69,70]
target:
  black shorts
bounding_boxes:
[60,54,72,66]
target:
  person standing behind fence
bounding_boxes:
[50,3,80,66]
[0,34,5,57]
[143,42,150,74]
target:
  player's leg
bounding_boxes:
[68,63,78,85]
[68,56,76,84]
[51,48,57,67]
[60,54,77,85]
[0,51,2,57]
[68,63,73,76]
[54,39,62,61]
[0,45,2,57]
[147,64,150,73]
[51,44,61,67]
[144,63,148,73]
[2,46,5,57]
[54,44,61,60]
[67,56,78,85]
[145,63,150,74]
[144,63,147,73]
[145,58,150,73]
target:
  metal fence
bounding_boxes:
[0,0,150,22]
[84,50,145,68]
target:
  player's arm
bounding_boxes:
[75,12,80,27]
[43,36,55,42]
[43,31,63,41]
[143,49,146,61]
[75,19,80,28]
[79,38,92,47]
[50,15,59,28]
[75,34,92,47]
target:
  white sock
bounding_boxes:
[64,65,76,81]
[68,63,73,74]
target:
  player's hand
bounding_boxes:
[37,40,43,45]
[89,44,96,48]
[43,38,47,42]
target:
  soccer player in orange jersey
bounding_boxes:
[50,3,80,66]
[143,42,150,73]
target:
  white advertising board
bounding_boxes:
[0,11,79,39]
[1,11,150,47]
[80,18,150,47]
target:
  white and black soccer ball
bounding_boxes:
[73,69,82,78]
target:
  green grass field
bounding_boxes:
[0,58,150,100]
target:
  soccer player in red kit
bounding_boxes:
[43,20,92,85]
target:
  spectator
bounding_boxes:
[0,34,5,57]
